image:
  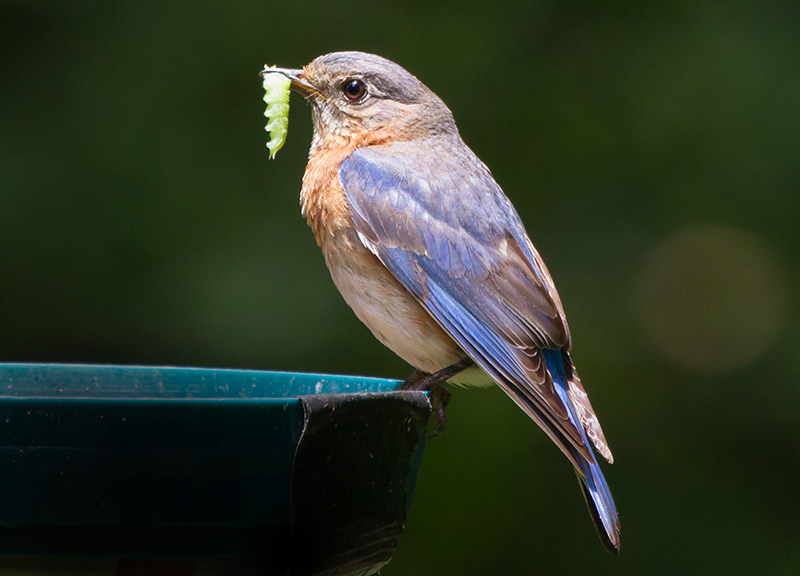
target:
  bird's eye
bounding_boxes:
[342,78,367,102]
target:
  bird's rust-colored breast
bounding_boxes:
[300,131,391,245]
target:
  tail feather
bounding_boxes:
[574,455,620,555]
[542,349,620,554]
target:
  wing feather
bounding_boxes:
[339,138,611,466]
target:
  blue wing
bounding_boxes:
[339,139,619,551]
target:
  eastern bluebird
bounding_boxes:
[261,52,620,554]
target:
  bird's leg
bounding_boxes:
[401,358,473,437]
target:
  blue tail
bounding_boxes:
[542,349,620,555]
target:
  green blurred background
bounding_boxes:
[2,1,798,574]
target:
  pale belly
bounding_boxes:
[317,224,492,386]
[322,229,462,373]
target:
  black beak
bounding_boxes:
[259,66,316,95]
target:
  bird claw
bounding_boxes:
[427,383,451,438]
[400,358,470,438]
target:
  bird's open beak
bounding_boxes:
[259,66,316,96]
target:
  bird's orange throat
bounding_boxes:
[300,132,390,246]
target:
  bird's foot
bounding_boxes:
[401,358,473,437]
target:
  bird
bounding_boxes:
[260,51,620,554]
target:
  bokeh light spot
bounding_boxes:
[633,225,786,373]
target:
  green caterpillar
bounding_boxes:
[262,68,291,159]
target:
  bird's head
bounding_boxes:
[261,52,457,150]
